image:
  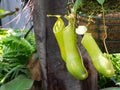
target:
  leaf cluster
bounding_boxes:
[0,29,36,85]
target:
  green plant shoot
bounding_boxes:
[97,0,105,5]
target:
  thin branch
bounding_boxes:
[24,25,33,38]
[2,0,33,28]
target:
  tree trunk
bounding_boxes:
[33,0,47,90]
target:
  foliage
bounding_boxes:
[73,0,83,13]
[97,0,105,5]
[101,87,120,90]
[1,36,34,64]
[25,30,36,50]
[0,75,33,90]
[98,53,120,88]
[110,54,120,86]
[0,5,35,90]
[0,29,36,85]
[78,0,120,15]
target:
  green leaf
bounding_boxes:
[1,34,35,64]
[73,0,83,13]
[0,75,34,90]
[101,87,120,90]
[97,0,105,5]
[0,9,15,19]
[0,65,26,84]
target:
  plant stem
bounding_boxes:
[101,5,110,58]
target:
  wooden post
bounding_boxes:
[32,0,47,90]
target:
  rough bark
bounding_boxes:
[32,0,47,90]
[80,55,99,90]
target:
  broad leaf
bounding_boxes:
[97,0,105,5]
[0,75,34,90]
[73,0,83,13]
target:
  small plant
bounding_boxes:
[0,29,36,87]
